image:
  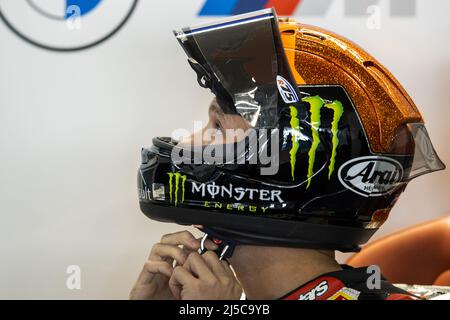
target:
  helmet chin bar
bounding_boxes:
[141,133,376,253]
[204,226,363,253]
[140,201,375,253]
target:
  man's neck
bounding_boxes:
[229,245,342,300]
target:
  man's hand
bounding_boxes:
[169,251,243,300]
[129,231,218,300]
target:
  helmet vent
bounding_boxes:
[363,61,376,68]
[302,32,326,41]
[281,29,296,35]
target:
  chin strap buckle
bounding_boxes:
[198,232,236,261]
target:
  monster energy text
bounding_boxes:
[192,181,284,203]
[166,172,284,205]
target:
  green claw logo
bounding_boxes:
[290,96,344,188]
[167,172,187,206]
[289,106,301,182]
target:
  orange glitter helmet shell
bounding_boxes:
[279,18,422,154]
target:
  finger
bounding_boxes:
[180,238,218,256]
[176,237,218,268]
[145,261,173,277]
[221,260,236,277]
[184,252,216,282]
[150,243,187,265]
[169,266,197,300]
[160,231,200,250]
[202,238,219,251]
[137,260,173,284]
[201,251,228,277]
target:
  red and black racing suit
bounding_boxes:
[278,265,418,300]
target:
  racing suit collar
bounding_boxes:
[278,265,362,300]
[277,265,416,300]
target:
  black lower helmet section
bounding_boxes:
[140,202,376,252]
[137,85,417,253]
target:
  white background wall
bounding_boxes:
[0,0,449,299]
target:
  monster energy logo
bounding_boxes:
[290,96,344,188]
[167,172,186,206]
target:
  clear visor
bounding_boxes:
[174,8,298,128]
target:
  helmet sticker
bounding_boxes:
[167,172,187,206]
[277,75,299,104]
[191,181,284,203]
[301,96,344,188]
[338,156,404,197]
[289,105,301,181]
[289,94,344,187]
[163,171,285,210]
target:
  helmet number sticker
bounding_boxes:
[277,75,299,103]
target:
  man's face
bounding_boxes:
[178,98,252,147]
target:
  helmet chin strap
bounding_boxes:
[198,227,238,261]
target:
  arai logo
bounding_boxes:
[338,156,404,197]
[276,75,299,104]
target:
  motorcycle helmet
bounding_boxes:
[138,8,445,252]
